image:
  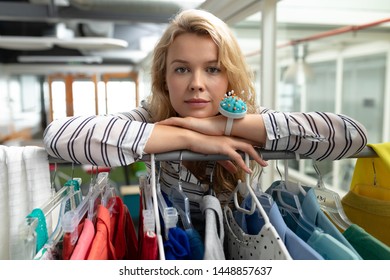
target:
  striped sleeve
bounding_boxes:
[260,108,368,160]
[43,106,154,167]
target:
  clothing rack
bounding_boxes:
[48,145,377,163]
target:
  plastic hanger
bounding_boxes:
[231,153,292,258]
[42,186,83,253]
[155,161,178,239]
[311,160,352,231]
[250,163,274,208]
[19,178,81,259]
[62,172,109,246]
[24,177,83,259]
[139,174,156,233]
[168,152,192,229]
[232,154,269,218]
[266,159,317,237]
[150,154,165,260]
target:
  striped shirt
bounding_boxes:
[43,102,367,228]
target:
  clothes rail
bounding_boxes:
[48,145,377,163]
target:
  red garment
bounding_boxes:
[87,196,138,260]
[87,204,116,260]
[123,204,138,260]
[62,219,85,260]
[70,218,95,260]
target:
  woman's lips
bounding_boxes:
[185,99,210,108]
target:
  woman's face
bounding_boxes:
[165,33,228,118]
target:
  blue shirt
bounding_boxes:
[266,181,362,259]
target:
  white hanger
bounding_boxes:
[150,154,165,260]
[232,153,292,258]
[155,161,178,240]
[168,152,192,229]
[233,153,270,224]
[61,172,109,245]
[311,159,352,230]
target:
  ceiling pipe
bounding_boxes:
[246,17,390,57]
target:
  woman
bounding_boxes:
[43,9,367,226]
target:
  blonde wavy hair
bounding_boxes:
[147,9,259,196]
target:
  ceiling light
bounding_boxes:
[0,36,128,51]
[17,56,103,64]
[0,36,53,50]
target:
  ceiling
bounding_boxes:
[0,0,389,67]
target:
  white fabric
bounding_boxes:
[0,146,9,259]
[223,206,292,260]
[0,145,52,260]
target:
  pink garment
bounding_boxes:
[70,219,95,260]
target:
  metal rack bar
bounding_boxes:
[48,146,377,164]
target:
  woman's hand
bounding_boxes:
[145,124,267,174]
[185,132,268,173]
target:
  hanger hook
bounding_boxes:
[157,160,162,183]
[275,160,283,180]
[177,151,183,188]
[312,159,324,188]
[207,161,217,196]
[71,162,75,179]
[50,162,58,191]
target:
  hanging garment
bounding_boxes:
[306,229,361,260]
[185,228,204,260]
[224,206,292,260]
[266,181,362,259]
[234,195,323,260]
[342,223,390,260]
[342,142,390,246]
[69,219,95,260]
[87,196,137,260]
[201,195,225,260]
[163,227,192,260]
[342,191,390,246]
[62,219,85,260]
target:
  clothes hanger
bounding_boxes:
[311,159,352,231]
[26,176,83,259]
[250,162,274,208]
[168,152,192,230]
[139,174,155,234]
[61,172,109,246]
[150,154,165,260]
[40,187,83,256]
[229,153,292,258]
[155,161,178,240]
[266,158,317,238]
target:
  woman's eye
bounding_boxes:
[175,67,189,73]
[207,67,221,74]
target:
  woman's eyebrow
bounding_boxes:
[170,59,219,64]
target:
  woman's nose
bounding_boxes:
[189,71,204,92]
